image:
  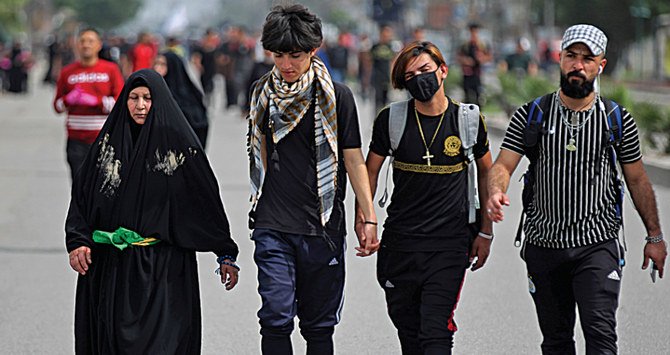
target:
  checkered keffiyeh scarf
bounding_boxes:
[247,57,338,226]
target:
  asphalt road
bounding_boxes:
[0,77,668,354]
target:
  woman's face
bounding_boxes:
[127,86,152,125]
[152,55,168,77]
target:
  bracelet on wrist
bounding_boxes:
[217,255,236,264]
[645,233,664,244]
[478,231,494,240]
[364,220,378,226]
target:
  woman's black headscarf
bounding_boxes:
[161,51,208,127]
[65,69,237,258]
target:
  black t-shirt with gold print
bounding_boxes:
[370,97,489,251]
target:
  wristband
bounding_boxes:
[478,231,494,240]
[217,255,236,264]
[364,220,378,226]
[645,233,664,244]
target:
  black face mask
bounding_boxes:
[560,70,595,99]
[406,70,441,102]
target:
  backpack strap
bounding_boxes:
[515,94,552,247]
[458,102,480,223]
[378,100,410,207]
[601,98,625,217]
[388,100,410,154]
[600,97,627,250]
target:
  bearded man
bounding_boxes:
[486,24,666,354]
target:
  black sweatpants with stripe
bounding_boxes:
[377,247,469,355]
[523,239,624,355]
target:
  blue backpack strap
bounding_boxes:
[526,97,543,127]
[516,94,552,247]
[602,98,624,218]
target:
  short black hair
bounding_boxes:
[261,4,322,53]
[78,26,101,40]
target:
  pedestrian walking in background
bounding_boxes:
[6,40,33,93]
[65,69,239,354]
[128,32,157,73]
[153,50,210,148]
[247,4,378,354]
[371,24,397,114]
[456,23,492,107]
[191,28,221,106]
[361,41,493,354]
[218,25,252,110]
[487,24,667,354]
[53,27,124,180]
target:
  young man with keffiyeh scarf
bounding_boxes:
[246,4,378,355]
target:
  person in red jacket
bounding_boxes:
[54,27,124,179]
[130,32,157,73]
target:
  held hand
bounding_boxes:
[68,246,92,275]
[642,241,667,279]
[219,261,239,291]
[469,236,492,271]
[355,222,379,257]
[486,191,510,223]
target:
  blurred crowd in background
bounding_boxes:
[0,21,562,111]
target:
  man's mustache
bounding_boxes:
[567,70,587,80]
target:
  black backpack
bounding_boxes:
[515,93,625,247]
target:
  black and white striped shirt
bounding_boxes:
[501,92,642,248]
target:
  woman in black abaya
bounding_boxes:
[153,51,210,148]
[65,69,239,354]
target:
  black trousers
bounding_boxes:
[377,247,469,355]
[66,139,91,181]
[523,239,624,355]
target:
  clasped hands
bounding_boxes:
[354,211,379,257]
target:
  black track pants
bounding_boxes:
[523,239,624,355]
[377,248,469,355]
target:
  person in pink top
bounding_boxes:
[54,28,124,180]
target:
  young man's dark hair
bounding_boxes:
[261,4,323,53]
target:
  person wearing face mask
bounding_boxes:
[487,24,666,354]
[360,41,493,354]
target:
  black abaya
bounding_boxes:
[65,69,237,354]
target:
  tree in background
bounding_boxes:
[0,0,29,41]
[54,0,141,30]
[532,0,670,73]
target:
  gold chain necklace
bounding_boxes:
[557,92,597,151]
[414,106,446,166]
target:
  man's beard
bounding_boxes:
[560,70,595,98]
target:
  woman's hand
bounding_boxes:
[69,246,92,275]
[219,261,239,291]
